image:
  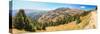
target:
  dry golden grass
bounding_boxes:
[11,29,25,34]
[11,12,96,34]
[43,11,96,32]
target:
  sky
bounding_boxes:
[12,1,97,11]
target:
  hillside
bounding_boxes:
[38,8,85,27]
[11,8,97,34]
[36,11,96,32]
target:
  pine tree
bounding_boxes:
[14,9,27,29]
[13,9,36,32]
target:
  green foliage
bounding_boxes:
[13,9,81,32]
[14,9,27,30]
[41,15,81,28]
[13,9,37,32]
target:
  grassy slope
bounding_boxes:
[11,11,96,33]
[42,11,94,32]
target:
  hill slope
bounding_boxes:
[37,11,96,32]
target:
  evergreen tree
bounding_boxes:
[14,9,27,29]
[13,9,36,32]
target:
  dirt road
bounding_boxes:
[84,11,96,29]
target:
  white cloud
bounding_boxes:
[80,6,85,8]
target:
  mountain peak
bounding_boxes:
[38,8,85,24]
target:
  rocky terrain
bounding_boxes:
[11,8,97,34]
[38,8,85,27]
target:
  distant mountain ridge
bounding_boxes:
[12,9,48,19]
[38,8,85,24]
[11,7,97,32]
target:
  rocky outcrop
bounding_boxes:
[38,8,85,25]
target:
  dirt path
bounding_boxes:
[84,11,96,29]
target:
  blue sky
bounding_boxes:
[12,1,97,11]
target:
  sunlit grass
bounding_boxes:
[44,12,92,31]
